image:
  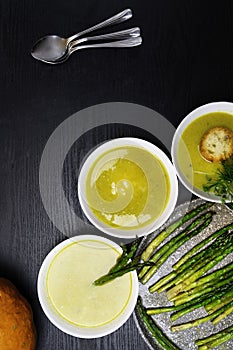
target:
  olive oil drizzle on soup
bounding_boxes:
[178,112,233,190]
[85,146,170,229]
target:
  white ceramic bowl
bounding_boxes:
[78,138,178,239]
[171,101,233,202]
[38,235,138,339]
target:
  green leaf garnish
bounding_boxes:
[203,155,233,203]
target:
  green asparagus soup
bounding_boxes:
[47,240,132,327]
[85,146,170,229]
[178,112,233,190]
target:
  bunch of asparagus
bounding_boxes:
[139,202,233,348]
[138,297,233,350]
[93,238,156,285]
[139,203,213,284]
[94,202,233,349]
[94,238,141,285]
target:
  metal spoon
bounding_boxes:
[31,8,132,62]
[38,37,142,65]
[33,27,141,64]
[70,27,140,47]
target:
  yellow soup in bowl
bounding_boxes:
[85,146,170,229]
[178,111,233,191]
[38,235,139,338]
[78,138,178,238]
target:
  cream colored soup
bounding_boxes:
[47,240,132,327]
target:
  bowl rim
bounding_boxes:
[37,234,139,339]
[78,137,178,239]
[171,101,233,203]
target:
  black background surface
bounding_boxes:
[0,1,233,349]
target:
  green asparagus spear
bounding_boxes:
[153,238,223,293]
[171,286,233,322]
[93,238,145,285]
[141,202,212,263]
[140,213,210,281]
[137,297,180,350]
[167,234,233,299]
[108,244,128,273]
[173,274,233,306]
[144,215,212,285]
[149,217,233,293]
[94,257,155,286]
[147,288,225,316]
[151,231,231,295]
[196,324,233,346]
[206,296,233,314]
[109,238,140,273]
[198,332,233,349]
[150,227,231,294]
[168,260,233,302]
[212,303,233,324]
[205,288,233,313]
[179,261,233,293]
[173,222,233,270]
[94,266,136,285]
[147,285,233,323]
[171,299,233,332]
[141,212,213,284]
[147,306,177,314]
[94,261,142,285]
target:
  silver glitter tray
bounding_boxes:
[134,199,233,350]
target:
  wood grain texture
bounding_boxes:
[0,0,233,349]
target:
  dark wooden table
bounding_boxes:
[1,1,233,349]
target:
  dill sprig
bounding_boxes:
[203,156,233,203]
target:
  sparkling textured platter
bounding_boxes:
[134,199,233,350]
